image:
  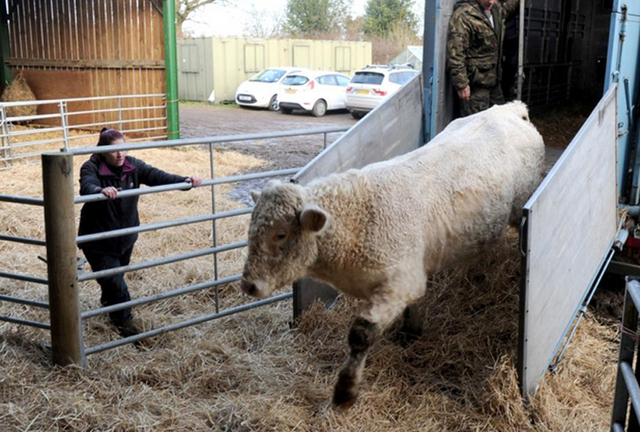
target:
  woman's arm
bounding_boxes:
[134,157,199,187]
[79,160,103,196]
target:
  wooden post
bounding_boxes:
[42,153,85,366]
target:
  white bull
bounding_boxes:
[240,101,545,409]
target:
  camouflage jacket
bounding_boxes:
[447,0,519,90]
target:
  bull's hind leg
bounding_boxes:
[397,302,423,342]
[333,294,416,410]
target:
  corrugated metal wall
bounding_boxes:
[3,0,166,134]
[178,37,372,103]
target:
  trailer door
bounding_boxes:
[518,86,619,396]
[604,1,640,201]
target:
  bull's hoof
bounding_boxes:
[333,397,356,412]
[333,373,359,410]
[333,390,358,411]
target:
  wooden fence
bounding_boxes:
[2,0,166,136]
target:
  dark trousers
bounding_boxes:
[83,246,134,326]
[460,83,506,117]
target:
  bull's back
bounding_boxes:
[360,103,544,270]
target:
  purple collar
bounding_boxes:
[97,157,136,180]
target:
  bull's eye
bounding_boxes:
[269,229,288,251]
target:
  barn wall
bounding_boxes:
[3,0,166,136]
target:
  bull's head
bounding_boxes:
[240,180,331,299]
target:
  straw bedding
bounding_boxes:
[0,72,36,119]
[0,144,619,431]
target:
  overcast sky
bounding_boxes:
[183,0,425,37]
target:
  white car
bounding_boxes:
[235,67,306,110]
[345,65,420,119]
[277,70,351,117]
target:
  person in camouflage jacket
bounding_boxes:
[447,0,520,117]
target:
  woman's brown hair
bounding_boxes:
[97,127,124,146]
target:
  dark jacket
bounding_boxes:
[447,0,519,90]
[78,155,188,254]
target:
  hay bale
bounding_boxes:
[1,72,36,119]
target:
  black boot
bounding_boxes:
[115,317,141,338]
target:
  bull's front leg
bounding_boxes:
[333,296,412,410]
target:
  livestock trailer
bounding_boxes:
[293,0,640,421]
[423,0,638,400]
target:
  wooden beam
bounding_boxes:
[42,153,85,367]
[0,2,11,91]
[150,0,163,16]
[5,58,166,70]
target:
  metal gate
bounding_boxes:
[611,278,640,432]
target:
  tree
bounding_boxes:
[176,0,219,37]
[283,0,349,37]
[362,0,418,38]
[243,4,284,38]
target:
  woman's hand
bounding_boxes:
[101,186,121,199]
[187,175,202,188]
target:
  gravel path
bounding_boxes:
[180,103,357,204]
[180,104,356,170]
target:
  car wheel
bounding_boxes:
[268,95,279,111]
[281,107,293,114]
[311,100,327,117]
[351,111,365,120]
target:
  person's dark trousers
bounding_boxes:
[82,246,134,326]
[460,83,506,117]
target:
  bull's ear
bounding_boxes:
[250,191,261,204]
[300,204,330,234]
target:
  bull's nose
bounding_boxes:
[240,278,257,296]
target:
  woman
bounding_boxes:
[79,128,202,338]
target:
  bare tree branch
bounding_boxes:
[176,0,223,35]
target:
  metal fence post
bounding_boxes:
[1,104,12,163]
[42,153,85,366]
[209,143,220,313]
[0,105,7,161]
[117,97,124,131]
[59,101,70,150]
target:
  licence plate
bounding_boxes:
[356,89,369,95]
[238,95,252,101]
[285,89,297,94]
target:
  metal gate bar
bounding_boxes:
[0,315,50,330]
[85,292,293,355]
[78,241,246,282]
[76,208,252,245]
[0,234,46,246]
[81,275,241,319]
[0,270,47,284]
[611,278,640,432]
[0,294,48,308]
